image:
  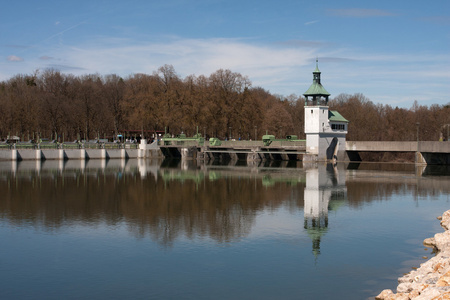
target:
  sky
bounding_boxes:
[1,0,449,108]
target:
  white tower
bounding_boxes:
[303,59,348,161]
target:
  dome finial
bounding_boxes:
[314,57,320,73]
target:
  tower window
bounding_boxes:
[331,124,345,130]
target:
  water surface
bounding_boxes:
[0,159,449,300]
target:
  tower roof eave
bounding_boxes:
[303,83,330,97]
[328,110,349,123]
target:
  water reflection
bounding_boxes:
[1,159,449,253]
[3,159,450,300]
[304,163,347,260]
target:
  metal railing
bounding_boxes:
[160,139,306,148]
[0,142,139,150]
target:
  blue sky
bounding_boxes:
[1,0,449,107]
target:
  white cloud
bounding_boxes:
[51,37,317,90]
[7,55,24,62]
[304,20,319,25]
[1,36,448,107]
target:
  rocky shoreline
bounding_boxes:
[376,210,450,300]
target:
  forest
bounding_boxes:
[0,64,449,143]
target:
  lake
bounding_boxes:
[0,159,449,300]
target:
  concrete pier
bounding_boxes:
[41,149,64,160]
[64,149,86,160]
[0,147,162,161]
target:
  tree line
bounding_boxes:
[0,65,448,142]
[329,94,450,142]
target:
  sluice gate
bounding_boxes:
[159,141,308,162]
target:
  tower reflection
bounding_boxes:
[303,163,347,259]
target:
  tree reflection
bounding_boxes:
[0,160,301,246]
[0,159,448,251]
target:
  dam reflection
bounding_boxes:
[0,159,448,255]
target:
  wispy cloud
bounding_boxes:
[50,37,317,82]
[318,57,356,63]
[46,64,87,72]
[278,40,330,48]
[2,21,87,65]
[328,8,396,18]
[4,44,31,49]
[35,21,87,48]
[7,55,23,62]
[1,36,448,107]
[304,20,319,25]
[419,16,450,25]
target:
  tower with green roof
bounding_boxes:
[303,58,330,106]
[303,59,349,161]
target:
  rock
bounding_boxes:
[375,289,394,300]
[397,282,412,294]
[441,211,450,230]
[395,293,410,300]
[434,262,445,273]
[435,232,450,250]
[424,237,436,247]
[414,288,441,299]
[407,290,420,298]
[436,271,450,286]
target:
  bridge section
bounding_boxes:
[159,140,308,163]
[346,141,450,165]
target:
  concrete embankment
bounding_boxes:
[376,210,450,299]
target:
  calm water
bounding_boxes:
[0,159,449,300]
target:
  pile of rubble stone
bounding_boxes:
[376,210,450,300]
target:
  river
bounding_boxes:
[0,159,449,300]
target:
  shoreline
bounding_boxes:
[376,210,450,299]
